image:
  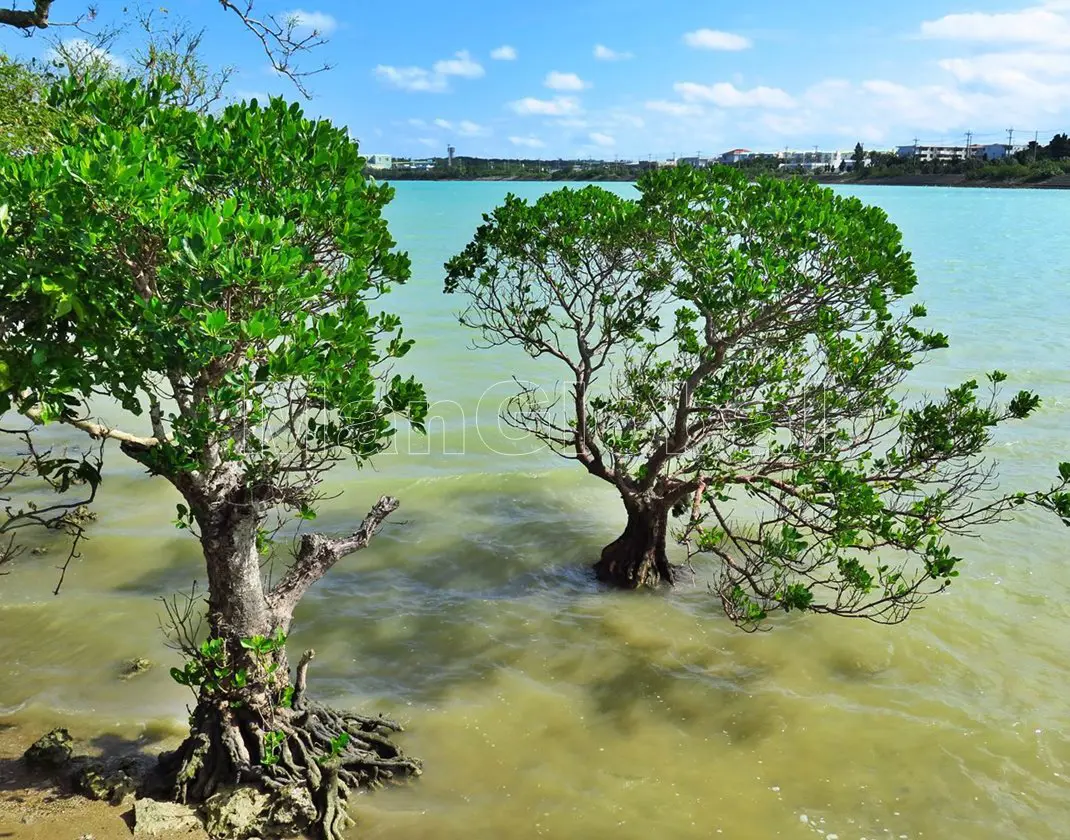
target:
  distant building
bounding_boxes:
[447,145,456,166]
[720,148,754,164]
[366,154,393,170]
[677,156,715,168]
[777,149,850,171]
[896,143,1024,163]
[976,142,1027,160]
[897,144,968,162]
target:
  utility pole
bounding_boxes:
[1006,127,1015,150]
[1033,130,1039,163]
[912,136,919,168]
[964,130,973,161]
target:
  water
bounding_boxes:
[2,184,1069,839]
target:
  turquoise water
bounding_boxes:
[1,183,1069,840]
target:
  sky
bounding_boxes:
[3,0,1070,159]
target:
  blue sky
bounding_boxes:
[4,0,1070,158]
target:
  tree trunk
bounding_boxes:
[593,500,675,588]
[157,495,420,840]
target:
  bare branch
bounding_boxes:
[217,1,331,98]
[268,496,399,618]
[21,405,159,448]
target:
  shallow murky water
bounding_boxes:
[2,184,1069,839]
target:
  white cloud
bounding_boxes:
[432,118,487,136]
[803,79,852,109]
[544,71,590,91]
[613,112,646,129]
[553,117,590,129]
[433,50,485,78]
[375,65,449,93]
[375,50,484,93]
[683,29,752,51]
[491,45,518,60]
[645,100,704,117]
[589,131,616,147]
[458,120,488,136]
[509,96,582,115]
[284,9,338,35]
[920,5,1070,47]
[510,135,546,148]
[407,117,427,127]
[417,138,437,147]
[594,44,633,61]
[939,51,1070,87]
[675,81,795,108]
[46,38,126,72]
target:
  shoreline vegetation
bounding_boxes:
[380,172,1070,188]
[369,143,1070,188]
[374,167,1070,189]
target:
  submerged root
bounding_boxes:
[161,696,421,840]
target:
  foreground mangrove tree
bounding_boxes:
[445,166,1067,624]
[0,76,425,838]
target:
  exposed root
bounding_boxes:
[162,695,421,840]
[292,649,315,711]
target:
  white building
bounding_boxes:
[896,143,1026,163]
[366,154,394,170]
[777,149,851,171]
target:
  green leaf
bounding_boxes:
[169,667,190,686]
[202,310,228,336]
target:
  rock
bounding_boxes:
[23,728,73,772]
[74,763,137,805]
[203,786,271,839]
[119,657,155,681]
[266,784,317,835]
[133,798,203,836]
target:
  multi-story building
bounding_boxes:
[896,143,1027,162]
[366,154,394,170]
[777,149,851,171]
[976,142,1027,160]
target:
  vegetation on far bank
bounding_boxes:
[373,134,1070,187]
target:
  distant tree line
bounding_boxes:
[848,134,1070,183]
[374,134,1070,186]
[373,156,661,181]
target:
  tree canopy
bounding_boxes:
[1,75,423,483]
[0,75,425,837]
[446,166,1068,625]
[0,54,60,154]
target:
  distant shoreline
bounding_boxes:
[816,173,1070,190]
[371,172,1070,190]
